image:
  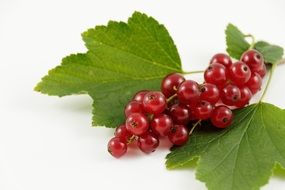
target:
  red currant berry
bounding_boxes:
[252,63,266,78]
[161,73,185,98]
[168,125,189,146]
[126,113,149,135]
[235,87,252,108]
[221,84,241,106]
[210,53,233,68]
[229,61,251,86]
[150,114,173,136]
[169,104,190,125]
[133,90,149,103]
[177,80,200,105]
[245,72,262,94]
[241,49,264,69]
[124,101,144,117]
[194,101,213,120]
[204,63,227,87]
[137,132,159,153]
[199,83,220,104]
[107,137,127,158]
[187,105,198,121]
[210,105,233,128]
[114,124,132,143]
[143,91,166,115]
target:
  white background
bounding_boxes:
[1,0,285,189]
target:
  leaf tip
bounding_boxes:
[34,83,42,92]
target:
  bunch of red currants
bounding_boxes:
[108,49,266,158]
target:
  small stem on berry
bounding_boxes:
[259,64,276,102]
[189,120,202,135]
[167,94,177,103]
[182,70,204,75]
[244,34,256,49]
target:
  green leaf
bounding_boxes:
[225,23,250,59]
[35,12,182,128]
[166,103,285,190]
[254,41,284,64]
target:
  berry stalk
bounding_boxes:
[189,120,201,135]
[182,70,204,75]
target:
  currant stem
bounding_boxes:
[167,94,177,102]
[189,120,202,135]
[244,34,256,49]
[259,64,276,102]
[182,70,204,75]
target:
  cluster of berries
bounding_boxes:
[108,49,266,158]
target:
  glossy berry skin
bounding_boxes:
[126,113,149,136]
[252,64,266,78]
[108,137,127,158]
[194,101,213,120]
[168,125,189,146]
[229,61,251,86]
[137,133,159,153]
[199,83,220,104]
[177,80,200,105]
[221,84,241,106]
[114,124,132,143]
[133,90,149,103]
[235,87,252,108]
[210,105,233,128]
[150,114,173,136]
[169,104,190,125]
[161,73,185,98]
[241,49,264,69]
[124,101,144,117]
[204,63,227,87]
[210,53,233,68]
[187,106,198,121]
[143,91,166,115]
[245,72,262,94]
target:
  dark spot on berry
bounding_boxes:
[233,95,238,101]
[131,121,137,128]
[243,66,248,72]
[255,54,261,60]
[148,94,155,100]
[170,126,177,133]
[222,118,228,123]
[200,86,206,92]
[208,66,212,71]
[201,101,206,106]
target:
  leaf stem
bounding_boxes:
[259,58,285,101]
[189,120,202,135]
[244,34,256,49]
[259,64,276,102]
[182,70,204,75]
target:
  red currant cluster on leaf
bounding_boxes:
[108,49,266,158]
